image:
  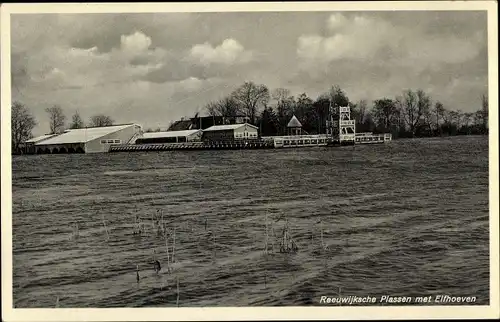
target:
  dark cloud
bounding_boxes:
[10,10,489,136]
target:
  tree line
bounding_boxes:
[11,102,114,153]
[11,82,488,154]
[204,81,489,138]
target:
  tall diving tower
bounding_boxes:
[326,101,356,145]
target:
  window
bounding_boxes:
[100,140,106,144]
[107,139,115,143]
[284,140,290,146]
[311,140,317,144]
[114,139,121,144]
[319,139,324,143]
[305,140,310,144]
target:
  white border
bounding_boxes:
[1,2,499,321]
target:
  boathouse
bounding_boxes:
[202,123,259,142]
[33,123,142,154]
[287,115,303,136]
[135,129,202,144]
[24,134,58,154]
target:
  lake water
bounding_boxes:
[11,136,489,307]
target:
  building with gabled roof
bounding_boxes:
[33,123,142,154]
[24,134,59,154]
[135,129,202,144]
[202,123,259,142]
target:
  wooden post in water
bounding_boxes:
[271,225,275,252]
[176,277,180,307]
[212,230,216,262]
[165,233,171,273]
[172,226,176,263]
[265,212,269,255]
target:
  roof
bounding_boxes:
[203,123,258,132]
[167,120,193,131]
[25,134,57,143]
[35,124,137,145]
[287,115,302,128]
[141,129,201,139]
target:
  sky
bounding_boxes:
[11,11,488,136]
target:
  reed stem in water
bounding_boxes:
[101,213,110,241]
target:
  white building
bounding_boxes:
[135,129,202,144]
[202,123,259,142]
[33,124,142,154]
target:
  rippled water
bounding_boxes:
[11,136,489,307]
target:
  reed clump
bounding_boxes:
[133,214,144,235]
[101,213,110,241]
[278,216,298,254]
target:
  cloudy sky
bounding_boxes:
[11,10,488,136]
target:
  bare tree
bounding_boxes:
[89,114,114,127]
[397,89,430,137]
[272,88,291,105]
[434,101,445,133]
[417,89,432,134]
[11,102,37,153]
[272,88,295,134]
[45,105,66,134]
[206,97,241,118]
[462,112,473,134]
[231,81,270,124]
[328,85,350,107]
[70,111,84,129]
[372,98,397,131]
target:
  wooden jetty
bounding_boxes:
[109,140,275,152]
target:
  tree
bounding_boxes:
[480,94,488,133]
[328,85,350,107]
[272,88,291,106]
[416,89,432,136]
[461,112,473,134]
[231,81,270,125]
[294,93,315,133]
[258,106,279,136]
[356,99,368,125]
[312,96,330,135]
[45,105,66,134]
[70,111,84,129]
[206,97,241,120]
[273,88,295,135]
[372,98,397,131]
[434,101,445,134]
[396,89,430,137]
[11,102,37,153]
[89,114,114,127]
